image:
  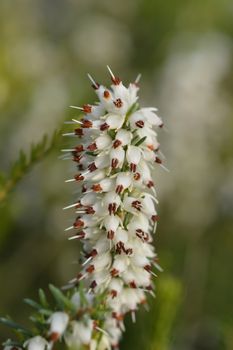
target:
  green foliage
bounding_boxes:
[150,276,182,350]
[0,130,61,203]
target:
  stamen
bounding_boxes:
[87,73,99,89]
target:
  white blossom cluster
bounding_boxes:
[3,68,164,350]
[63,67,164,347]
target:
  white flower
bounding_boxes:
[24,336,48,350]
[65,67,165,347]
[48,312,69,339]
[65,320,94,347]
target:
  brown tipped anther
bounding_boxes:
[78,231,85,239]
[75,128,84,136]
[73,155,83,163]
[100,122,109,131]
[88,162,97,172]
[87,142,97,151]
[147,144,155,151]
[155,157,162,164]
[110,290,118,298]
[92,82,100,90]
[110,268,119,277]
[136,229,149,242]
[130,163,137,172]
[92,184,102,192]
[132,200,142,211]
[114,98,123,108]
[50,332,59,342]
[133,172,141,180]
[90,249,98,257]
[75,145,84,152]
[90,280,97,289]
[144,264,152,272]
[104,90,110,98]
[147,180,154,188]
[107,230,115,240]
[129,281,137,289]
[82,119,93,128]
[135,120,144,128]
[111,77,121,85]
[83,104,92,113]
[116,184,124,194]
[86,265,95,273]
[75,174,84,181]
[112,312,124,321]
[151,215,159,222]
[74,219,84,228]
[108,203,117,215]
[111,158,119,169]
[85,206,95,214]
[159,123,164,128]
[113,139,122,148]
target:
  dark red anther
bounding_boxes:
[114,98,123,108]
[88,162,97,172]
[111,158,119,169]
[90,249,98,257]
[133,172,141,180]
[85,206,95,214]
[78,164,84,170]
[155,157,162,164]
[73,155,83,163]
[116,241,124,254]
[104,90,110,98]
[130,163,137,172]
[107,230,115,240]
[87,142,97,151]
[135,120,144,128]
[125,248,133,255]
[86,265,95,273]
[111,76,121,85]
[147,180,154,188]
[74,174,84,181]
[110,268,119,277]
[113,139,122,148]
[151,215,159,222]
[159,122,164,128]
[90,280,97,289]
[78,231,85,239]
[116,184,124,194]
[92,183,102,192]
[75,128,84,136]
[110,290,118,298]
[82,119,93,128]
[74,219,84,228]
[129,281,137,289]
[132,200,142,211]
[112,312,124,321]
[136,229,149,242]
[100,122,109,131]
[83,104,92,113]
[75,145,84,152]
[92,82,100,90]
[144,264,152,272]
[50,332,59,342]
[108,203,117,215]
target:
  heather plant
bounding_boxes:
[0,68,170,350]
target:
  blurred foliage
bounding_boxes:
[0,0,233,349]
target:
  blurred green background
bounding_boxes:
[0,0,233,349]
